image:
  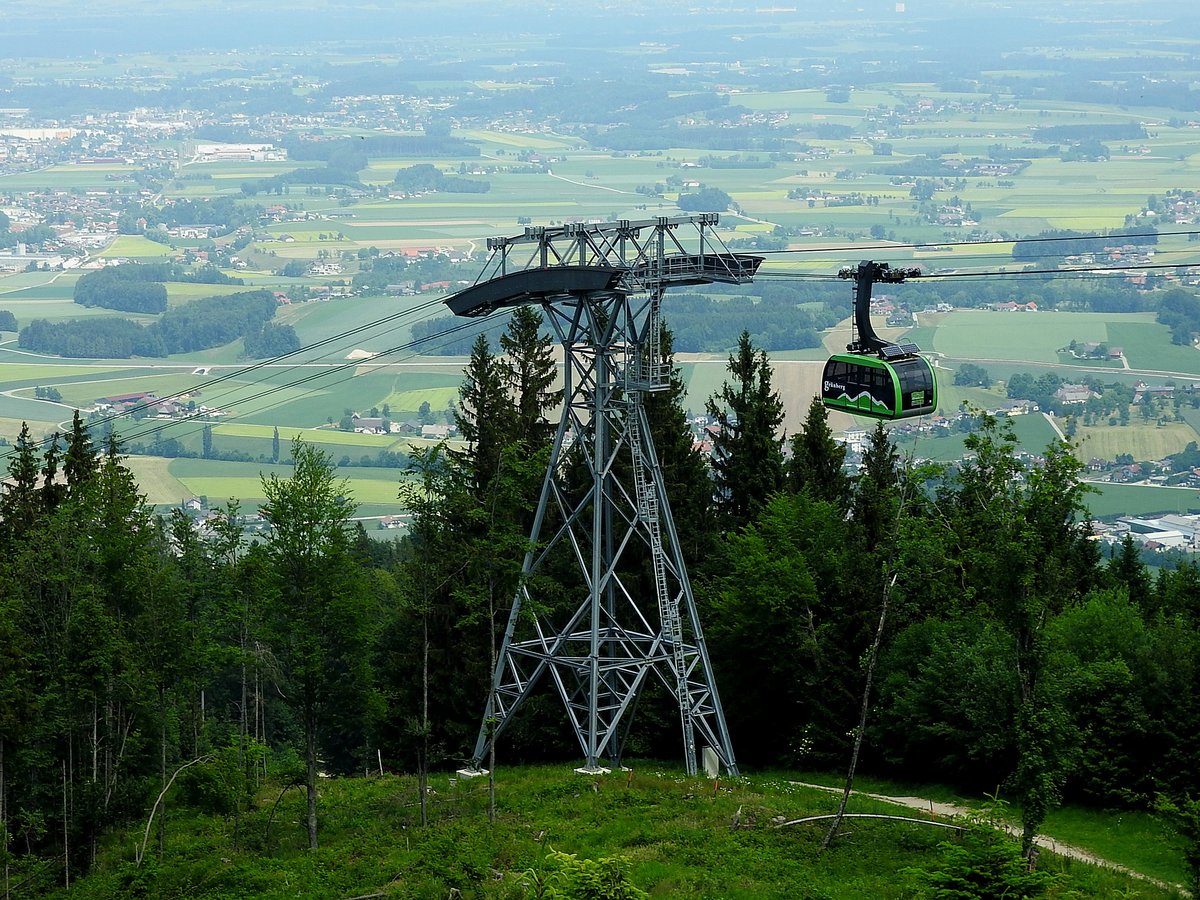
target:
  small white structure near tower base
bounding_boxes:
[574,765,611,776]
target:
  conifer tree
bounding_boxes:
[499,305,560,449]
[947,417,1096,860]
[788,395,849,509]
[39,434,65,514]
[0,423,43,548]
[453,334,514,495]
[1109,533,1151,611]
[63,411,97,497]
[706,331,784,531]
[852,422,901,551]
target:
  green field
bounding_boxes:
[931,311,1143,363]
[214,422,405,449]
[52,763,1182,900]
[1084,482,1200,519]
[382,385,459,411]
[97,235,175,258]
[124,455,192,503]
[165,459,409,508]
[1075,421,1196,462]
[0,363,126,383]
[1107,322,1200,374]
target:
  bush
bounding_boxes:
[906,797,1053,899]
[177,749,246,817]
[521,849,649,900]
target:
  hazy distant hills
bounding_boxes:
[2,0,1197,56]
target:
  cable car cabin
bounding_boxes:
[821,351,937,420]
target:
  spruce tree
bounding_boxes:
[453,334,514,495]
[705,331,784,531]
[1110,533,1151,611]
[39,434,65,514]
[948,417,1097,860]
[63,411,97,497]
[499,305,560,449]
[852,422,901,551]
[0,423,44,549]
[788,395,849,509]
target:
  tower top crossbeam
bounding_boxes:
[447,214,760,317]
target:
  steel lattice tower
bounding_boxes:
[444,214,760,775]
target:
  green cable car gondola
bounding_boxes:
[821,261,937,421]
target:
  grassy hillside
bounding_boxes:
[48,765,1185,900]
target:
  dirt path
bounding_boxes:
[789,781,1189,896]
[1043,412,1066,441]
[546,169,635,195]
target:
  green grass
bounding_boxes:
[893,413,1060,463]
[54,372,211,407]
[1009,412,1061,448]
[213,423,403,448]
[1074,421,1198,462]
[792,771,1190,888]
[382,385,460,412]
[0,363,127,384]
[932,311,1148,364]
[1083,482,1200,519]
[177,473,405,505]
[1108,322,1200,375]
[679,359,738,409]
[1055,351,1124,369]
[97,235,174,258]
[1042,805,1189,887]
[167,459,410,507]
[163,282,263,305]
[123,455,193,504]
[48,765,1181,900]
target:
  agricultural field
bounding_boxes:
[1107,322,1200,374]
[927,310,1134,364]
[1074,421,1197,462]
[97,235,174,258]
[891,410,1060,463]
[162,459,411,508]
[5,14,1200,896]
[885,309,1200,449]
[1084,482,1200,519]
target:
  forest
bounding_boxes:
[73,264,243,313]
[20,289,296,359]
[392,164,490,194]
[0,305,1198,896]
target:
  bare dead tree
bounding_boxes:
[821,454,914,851]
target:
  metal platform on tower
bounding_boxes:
[444,214,760,776]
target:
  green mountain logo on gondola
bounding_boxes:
[832,390,891,415]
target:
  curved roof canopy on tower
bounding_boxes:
[444,265,623,318]
[444,253,762,318]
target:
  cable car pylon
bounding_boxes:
[445,214,761,776]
